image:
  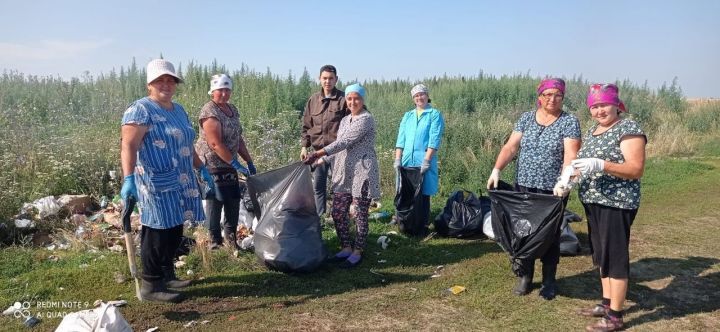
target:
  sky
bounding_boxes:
[1,0,718,97]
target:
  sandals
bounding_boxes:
[578,304,609,317]
[585,316,624,332]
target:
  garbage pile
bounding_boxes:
[4,194,141,251]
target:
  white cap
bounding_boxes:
[146,59,182,84]
[411,83,429,97]
[208,74,233,95]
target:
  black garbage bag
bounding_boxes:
[489,181,564,276]
[559,223,580,255]
[246,162,326,272]
[434,190,491,238]
[394,167,430,237]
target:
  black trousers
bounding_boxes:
[204,197,241,245]
[140,225,183,281]
[514,184,566,268]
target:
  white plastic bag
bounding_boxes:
[34,196,61,219]
[55,302,132,332]
[482,212,494,240]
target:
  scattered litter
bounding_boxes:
[377,236,390,250]
[114,271,127,284]
[34,196,61,218]
[108,244,124,252]
[186,270,194,276]
[79,264,89,269]
[59,287,65,291]
[369,270,385,277]
[46,244,56,251]
[93,299,127,307]
[183,320,197,328]
[370,211,390,220]
[239,235,254,250]
[444,285,467,295]
[146,327,159,332]
[388,216,397,225]
[48,255,60,262]
[201,320,210,324]
[409,287,418,292]
[178,255,187,261]
[386,231,398,236]
[14,219,35,228]
[174,261,186,268]
[422,232,437,242]
[377,260,387,263]
[430,274,442,278]
[24,316,41,328]
[2,303,19,316]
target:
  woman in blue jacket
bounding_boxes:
[394,84,445,233]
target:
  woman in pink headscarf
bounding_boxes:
[486,78,581,299]
[572,83,646,332]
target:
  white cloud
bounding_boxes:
[0,39,112,61]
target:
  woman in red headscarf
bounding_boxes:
[572,83,646,332]
[486,78,581,299]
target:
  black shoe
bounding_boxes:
[513,263,534,295]
[140,279,182,303]
[162,266,191,289]
[513,275,533,295]
[539,264,558,300]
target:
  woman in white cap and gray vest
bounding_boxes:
[120,59,212,302]
[195,74,256,249]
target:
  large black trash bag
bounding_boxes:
[394,167,430,236]
[246,162,326,272]
[434,190,491,238]
[489,181,564,276]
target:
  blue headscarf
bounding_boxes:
[344,83,366,99]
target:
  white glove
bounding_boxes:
[420,159,431,175]
[300,147,308,160]
[393,158,401,169]
[571,158,605,175]
[486,168,501,190]
[553,183,571,197]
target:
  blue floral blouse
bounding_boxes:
[577,119,646,210]
[514,111,581,191]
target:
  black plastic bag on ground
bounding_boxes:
[489,181,564,276]
[246,162,326,272]
[394,167,429,237]
[434,190,491,238]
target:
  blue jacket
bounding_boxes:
[395,106,445,195]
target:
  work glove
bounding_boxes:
[230,159,250,176]
[571,158,605,176]
[552,183,571,197]
[393,158,401,170]
[486,168,501,190]
[199,165,216,194]
[303,152,319,165]
[121,174,138,201]
[420,159,431,175]
[247,162,257,176]
[300,147,308,161]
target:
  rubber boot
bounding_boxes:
[538,264,558,300]
[140,279,182,303]
[513,264,534,296]
[162,266,191,289]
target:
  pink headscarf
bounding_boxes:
[587,83,627,112]
[537,78,566,95]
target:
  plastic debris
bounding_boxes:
[444,285,467,295]
[174,261,186,268]
[146,327,159,332]
[377,236,390,250]
[34,196,61,218]
[114,271,127,284]
[183,320,197,328]
[370,211,390,220]
[239,235,254,250]
[14,219,35,228]
[109,244,124,252]
[79,264,89,268]
[378,260,387,263]
[186,270,194,276]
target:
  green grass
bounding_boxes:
[1,153,719,331]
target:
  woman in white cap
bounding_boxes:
[303,83,380,268]
[393,83,445,235]
[120,58,212,303]
[195,73,256,249]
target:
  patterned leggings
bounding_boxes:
[331,192,371,250]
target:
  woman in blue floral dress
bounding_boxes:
[572,83,646,332]
[486,78,581,299]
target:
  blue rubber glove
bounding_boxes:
[121,174,138,201]
[199,165,215,194]
[247,161,257,175]
[230,159,250,176]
